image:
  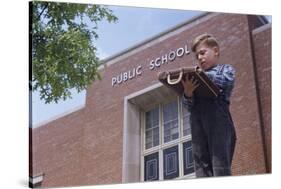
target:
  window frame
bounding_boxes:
[140,97,195,181]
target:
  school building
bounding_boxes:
[29,12,271,188]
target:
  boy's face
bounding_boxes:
[195,43,219,71]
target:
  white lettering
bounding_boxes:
[162,54,168,64]
[128,68,135,79]
[117,74,122,84]
[168,51,176,61]
[185,44,190,54]
[112,44,191,87]
[149,60,155,70]
[136,66,142,75]
[112,77,117,86]
[176,47,184,57]
[123,72,128,82]
[111,66,142,87]
[155,58,161,67]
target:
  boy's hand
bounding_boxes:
[181,75,200,97]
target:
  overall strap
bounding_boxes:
[217,64,225,75]
[216,64,226,95]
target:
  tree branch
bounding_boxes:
[37,4,48,21]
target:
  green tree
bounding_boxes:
[31,1,117,103]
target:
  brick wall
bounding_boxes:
[31,109,85,187]
[252,24,272,172]
[30,13,271,188]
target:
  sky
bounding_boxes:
[32,5,204,127]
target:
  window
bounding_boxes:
[145,107,159,149]
[163,101,179,143]
[141,97,195,181]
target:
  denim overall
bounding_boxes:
[184,64,237,177]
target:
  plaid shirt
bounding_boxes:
[183,64,235,110]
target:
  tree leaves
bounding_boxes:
[31,1,117,103]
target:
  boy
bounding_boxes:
[181,33,236,177]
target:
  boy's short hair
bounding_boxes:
[191,33,219,53]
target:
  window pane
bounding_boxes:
[153,127,159,146]
[145,130,152,149]
[182,104,191,136]
[144,152,159,181]
[163,145,179,179]
[145,107,159,129]
[145,107,159,149]
[163,101,179,143]
[183,141,195,175]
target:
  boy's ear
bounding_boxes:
[213,47,219,56]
